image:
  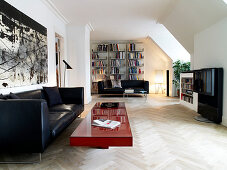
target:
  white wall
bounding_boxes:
[0,0,67,94]
[144,38,173,96]
[193,17,227,126]
[67,25,92,104]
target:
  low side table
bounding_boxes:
[123,89,148,99]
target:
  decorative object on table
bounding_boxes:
[101,102,119,108]
[125,89,134,94]
[92,119,121,129]
[172,60,190,96]
[63,60,73,87]
[0,0,48,88]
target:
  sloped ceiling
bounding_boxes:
[159,0,227,54]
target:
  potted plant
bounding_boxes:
[172,60,190,96]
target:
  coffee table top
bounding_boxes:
[70,102,132,138]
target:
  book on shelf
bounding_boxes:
[181,95,193,104]
[128,60,142,66]
[181,89,193,95]
[92,61,105,67]
[109,44,121,51]
[111,60,122,67]
[115,51,125,59]
[97,44,108,52]
[92,68,105,75]
[112,74,121,80]
[181,83,193,90]
[128,52,143,59]
[111,67,122,74]
[129,75,139,80]
[92,119,121,129]
[128,43,135,51]
[129,67,143,74]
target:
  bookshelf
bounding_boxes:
[181,77,193,104]
[180,72,198,112]
[91,42,144,93]
[127,43,144,80]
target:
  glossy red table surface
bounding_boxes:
[70,102,133,149]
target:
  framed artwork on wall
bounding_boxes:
[0,0,48,88]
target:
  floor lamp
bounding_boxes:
[63,60,72,87]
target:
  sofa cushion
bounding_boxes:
[104,80,112,88]
[16,90,43,99]
[49,104,82,113]
[43,87,63,107]
[49,112,76,137]
[111,80,122,88]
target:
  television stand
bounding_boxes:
[194,116,213,123]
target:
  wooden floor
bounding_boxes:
[1,94,227,170]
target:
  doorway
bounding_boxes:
[55,33,64,87]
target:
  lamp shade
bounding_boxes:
[63,60,72,69]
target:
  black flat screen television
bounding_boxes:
[193,68,223,123]
[194,69,215,96]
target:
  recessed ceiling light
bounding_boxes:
[223,0,227,4]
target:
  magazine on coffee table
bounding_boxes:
[92,119,121,129]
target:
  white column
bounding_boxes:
[66,24,92,104]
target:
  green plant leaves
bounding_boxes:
[172,60,190,89]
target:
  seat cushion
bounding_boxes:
[49,112,76,137]
[49,104,82,113]
[102,88,124,94]
[43,86,63,107]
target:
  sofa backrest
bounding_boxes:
[121,80,144,88]
[16,90,45,99]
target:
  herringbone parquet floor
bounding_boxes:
[1,94,227,170]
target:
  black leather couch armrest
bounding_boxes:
[98,81,104,94]
[144,81,149,94]
[59,87,84,105]
[0,99,50,153]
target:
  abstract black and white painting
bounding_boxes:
[0,0,48,88]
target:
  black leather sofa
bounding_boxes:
[98,80,149,94]
[0,87,84,153]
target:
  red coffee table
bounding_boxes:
[70,102,133,149]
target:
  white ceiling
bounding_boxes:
[49,0,175,40]
[48,0,227,61]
